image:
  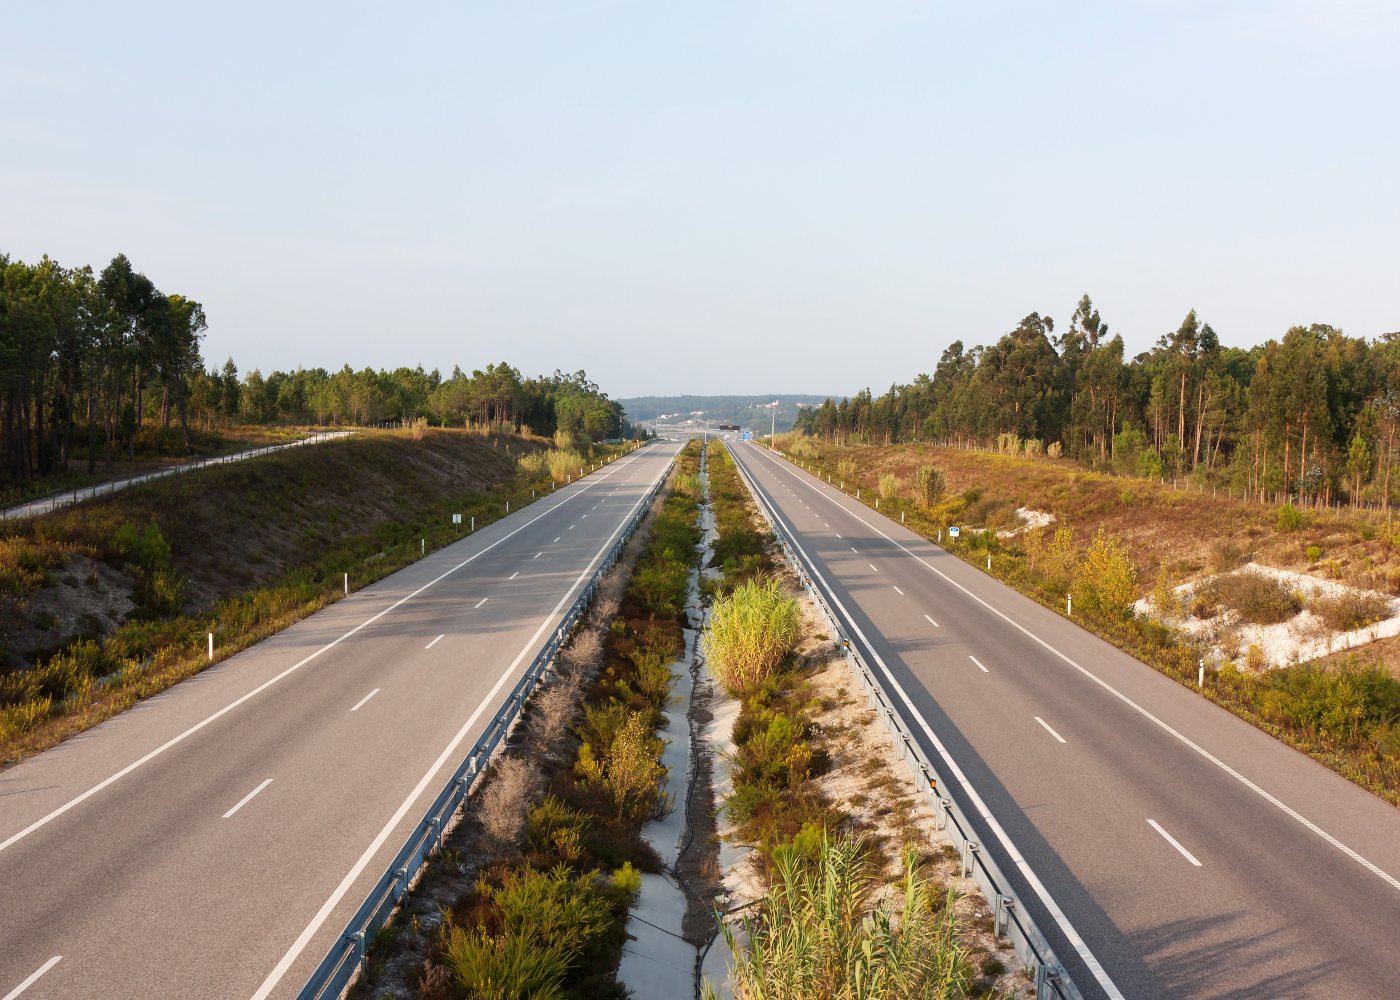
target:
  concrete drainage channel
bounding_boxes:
[615,446,718,998]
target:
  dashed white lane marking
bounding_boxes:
[1034,716,1067,744]
[1148,819,1202,867]
[509,571,519,580]
[850,546,858,553]
[473,597,489,609]
[569,524,575,530]
[892,586,904,595]
[223,779,273,819]
[0,446,655,858]
[425,634,445,649]
[868,563,879,573]
[924,614,939,627]
[534,552,542,559]
[552,537,561,543]
[969,655,989,673]
[835,533,842,538]
[3,957,61,1000]
[351,689,381,712]
[751,446,1400,896]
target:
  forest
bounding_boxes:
[795,296,1400,505]
[0,252,625,487]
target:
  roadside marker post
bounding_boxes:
[343,573,348,596]
[1199,661,1205,688]
[208,632,214,661]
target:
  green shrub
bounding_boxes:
[443,926,568,1000]
[1277,503,1305,532]
[629,561,690,618]
[113,520,171,570]
[914,466,946,507]
[517,451,548,477]
[576,710,667,821]
[527,796,591,861]
[483,864,613,961]
[705,577,802,697]
[611,861,642,899]
[545,448,586,482]
[1072,528,1138,619]
[878,474,901,501]
[1305,545,1322,562]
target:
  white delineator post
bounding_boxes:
[1067,593,1072,616]
[207,632,214,661]
[343,573,348,596]
[1199,660,1205,687]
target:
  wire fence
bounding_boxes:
[0,431,352,522]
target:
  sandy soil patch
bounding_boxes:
[1136,562,1400,668]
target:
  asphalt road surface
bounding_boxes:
[0,440,679,1000]
[728,440,1400,1000]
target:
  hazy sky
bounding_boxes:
[3,1,1396,399]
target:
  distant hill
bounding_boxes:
[619,395,836,434]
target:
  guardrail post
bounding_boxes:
[994,894,1014,938]
[962,840,979,878]
[348,930,366,969]
[937,796,951,830]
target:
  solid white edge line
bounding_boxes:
[1035,716,1067,744]
[350,689,381,713]
[752,444,1400,896]
[223,778,274,819]
[250,443,676,1000]
[2,956,61,1000]
[730,443,1127,1000]
[0,449,651,857]
[969,655,990,673]
[1148,819,1202,867]
[425,635,444,650]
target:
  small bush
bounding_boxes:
[1073,528,1138,619]
[483,863,613,960]
[878,474,901,501]
[1305,545,1322,562]
[705,577,802,697]
[1203,571,1302,624]
[611,861,642,899]
[1276,503,1305,532]
[545,448,586,482]
[443,927,568,1000]
[576,710,667,821]
[1310,591,1393,632]
[913,465,946,508]
[517,452,548,476]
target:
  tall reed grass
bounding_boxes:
[705,577,801,696]
[712,833,974,1000]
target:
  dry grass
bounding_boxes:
[1310,590,1393,633]
[1195,571,1303,625]
[479,758,544,850]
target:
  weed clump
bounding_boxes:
[712,834,973,1000]
[1310,591,1393,632]
[705,578,801,697]
[1198,571,1302,624]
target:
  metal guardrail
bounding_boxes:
[726,443,1083,1000]
[0,431,351,521]
[296,451,675,1000]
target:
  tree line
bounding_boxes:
[794,296,1400,505]
[0,252,625,487]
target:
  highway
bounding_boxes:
[728,440,1400,1000]
[0,440,680,1000]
